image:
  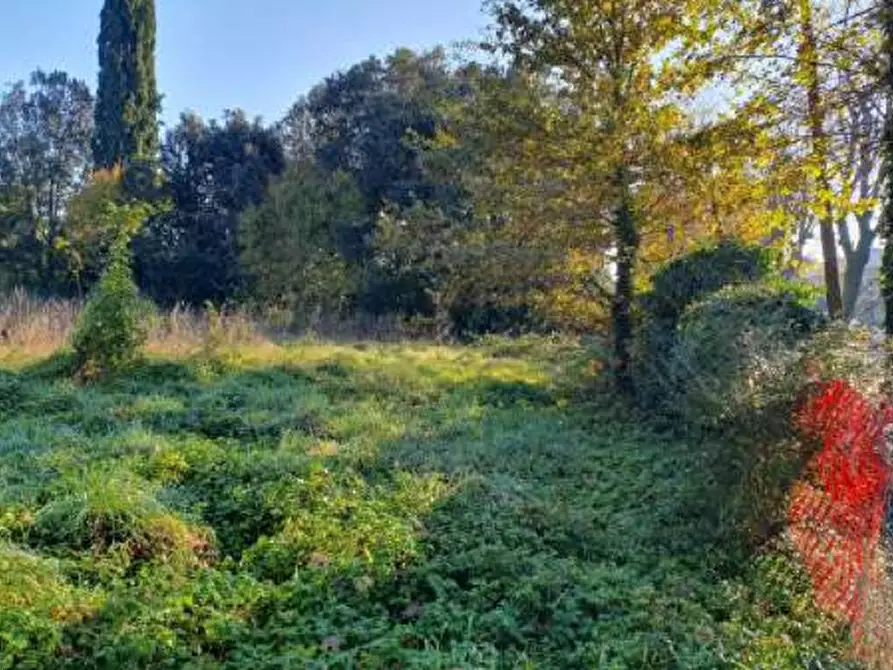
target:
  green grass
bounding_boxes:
[0,339,859,668]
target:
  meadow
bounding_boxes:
[0,318,859,668]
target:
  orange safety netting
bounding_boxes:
[789,380,893,638]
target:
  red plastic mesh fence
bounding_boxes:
[788,380,893,656]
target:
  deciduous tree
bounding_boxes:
[0,71,94,293]
[241,164,365,320]
[484,0,722,393]
[135,111,285,305]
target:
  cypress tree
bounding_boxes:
[93,0,160,169]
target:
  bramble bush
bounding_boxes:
[0,545,99,670]
[29,468,213,572]
[634,242,832,555]
[660,281,826,550]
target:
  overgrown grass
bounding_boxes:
[0,338,860,668]
[0,290,265,362]
[0,291,436,364]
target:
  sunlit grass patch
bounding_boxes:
[243,469,450,583]
[28,468,214,570]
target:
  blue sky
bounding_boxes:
[0,0,488,128]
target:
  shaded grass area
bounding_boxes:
[0,339,859,668]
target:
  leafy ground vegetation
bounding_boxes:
[0,337,860,669]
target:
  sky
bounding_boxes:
[0,0,488,128]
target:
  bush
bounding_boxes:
[636,242,780,408]
[71,242,150,379]
[662,281,824,430]
[643,241,776,323]
[448,301,541,341]
[648,282,825,553]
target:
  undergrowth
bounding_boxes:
[0,338,859,668]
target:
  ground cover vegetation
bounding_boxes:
[1,0,893,666]
[0,336,863,668]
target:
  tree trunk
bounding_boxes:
[799,0,844,320]
[612,166,640,396]
[883,0,893,335]
[840,212,876,319]
[842,235,874,320]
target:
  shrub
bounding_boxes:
[649,281,825,552]
[663,281,824,430]
[636,241,777,407]
[448,301,541,341]
[643,241,776,323]
[71,241,150,379]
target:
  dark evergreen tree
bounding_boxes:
[135,111,286,305]
[93,0,160,169]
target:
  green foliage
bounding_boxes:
[645,280,825,553]
[644,241,776,323]
[632,245,826,554]
[58,166,158,295]
[0,545,98,669]
[29,468,211,571]
[240,164,364,322]
[664,281,824,429]
[719,548,859,668]
[0,339,855,667]
[484,0,739,391]
[243,468,446,583]
[0,70,94,295]
[93,0,160,168]
[71,241,150,378]
[636,241,780,408]
[135,111,286,306]
[281,48,455,216]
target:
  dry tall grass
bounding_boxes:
[0,289,268,360]
[0,289,81,356]
[0,290,439,364]
[146,303,267,356]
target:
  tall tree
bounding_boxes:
[241,164,365,322]
[280,48,451,215]
[0,71,94,292]
[716,0,881,319]
[279,48,474,316]
[93,0,160,169]
[835,82,884,320]
[797,0,845,318]
[485,0,718,393]
[135,111,285,305]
